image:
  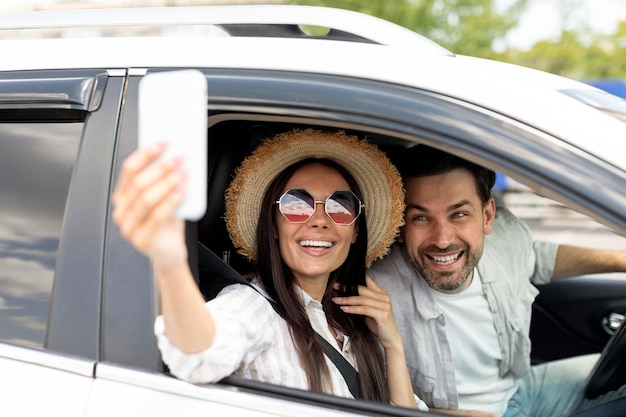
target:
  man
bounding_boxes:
[369,145,626,416]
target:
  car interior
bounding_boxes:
[175,117,427,408]
[175,115,626,403]
[189,118,411,300]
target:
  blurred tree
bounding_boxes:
[584,20,626,78]
[503,31,587,78]
[499,23,626,78]
[287,0,626,79]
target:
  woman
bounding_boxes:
[112,128,426,410]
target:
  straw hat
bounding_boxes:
[225,129,405,267]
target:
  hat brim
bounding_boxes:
[225,129,405,267]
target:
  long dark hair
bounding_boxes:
[255,158,390,402]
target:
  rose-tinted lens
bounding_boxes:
[326,191,360,225]
[278,189,315,223]
[278,189,362,225]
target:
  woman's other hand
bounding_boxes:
[332,275,402,352]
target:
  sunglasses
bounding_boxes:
[275,188,364,226]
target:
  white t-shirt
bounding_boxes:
[431,269,518,416]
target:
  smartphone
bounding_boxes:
[138,69,208,221]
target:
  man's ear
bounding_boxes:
[397,226,406,243]
[483,197,496,235]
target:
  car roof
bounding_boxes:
[1,4,625,171]
[0,4,451,55]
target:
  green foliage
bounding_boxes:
[498,26,626,78]
[287,0,626,79]
[504,31,587,78]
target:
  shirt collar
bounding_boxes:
[295,283,350,348]
[391,245,443,321]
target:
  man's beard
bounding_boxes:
[409,244,482,292]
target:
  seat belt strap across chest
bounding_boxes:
[197,242,362,399]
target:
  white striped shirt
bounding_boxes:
[154,282,356,397]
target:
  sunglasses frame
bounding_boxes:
[275,188,364,226]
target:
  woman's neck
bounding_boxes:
[294,275,329,302]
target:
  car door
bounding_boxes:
[0,69,123,415]
[100,65,626,416]
[97,67,430,417]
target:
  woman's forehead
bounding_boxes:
[284,163,351,194]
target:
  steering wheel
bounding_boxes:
[585,317,626,398]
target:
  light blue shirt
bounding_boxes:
[369,207,558,410]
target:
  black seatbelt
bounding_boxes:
[197,242,362,399]
[314,333,362,399]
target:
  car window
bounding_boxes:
[500,178,626,280]
[0,120,82,348]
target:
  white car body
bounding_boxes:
[1,5,625,417]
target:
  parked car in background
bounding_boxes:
[584,78,626,100]
[0,5,625,416]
